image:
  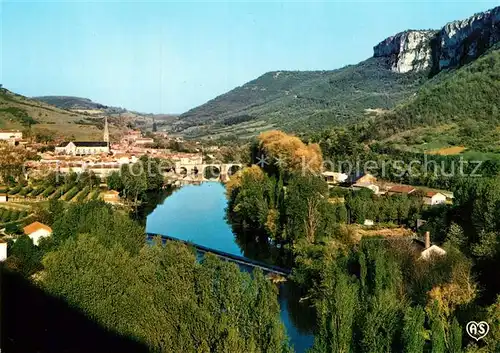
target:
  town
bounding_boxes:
[2,2,500,353]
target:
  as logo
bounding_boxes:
[466,321,489,341]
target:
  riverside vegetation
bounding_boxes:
[4,199,292,353]
[226,130,500,353]
[4,129,500,352]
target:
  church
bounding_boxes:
[55,117,110,156]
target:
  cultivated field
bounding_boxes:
[427,146,466,155]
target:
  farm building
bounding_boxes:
[387,185,416,195]
[322,171,348,185]
[23,221,52,246]
[423,191,447,206]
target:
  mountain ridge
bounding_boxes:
[176,5,500,140]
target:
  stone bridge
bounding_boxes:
[172,162,243,181]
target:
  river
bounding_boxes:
[145,182,315,353]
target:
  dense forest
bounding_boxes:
[369,47,500,152]
[176,57,425,138]
[226,130,500,352]
[4,200,291,353]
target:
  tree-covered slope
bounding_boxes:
[177,57,426,138]
[371,47,500,152]
[34,96,109,110]
[34,96,130,115]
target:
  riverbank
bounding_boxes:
[145,182,315,352]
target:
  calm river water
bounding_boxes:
[146,182,314,352]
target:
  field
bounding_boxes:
[187,119,276,140]
[427,146,466,155]
[5,181,102,203]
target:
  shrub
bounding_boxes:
[1,209,12,222]
[50,188,64,200]
[42,186,56,198]
[19,186,33,197]
[30,187,45,197]
[8,185,22,195]
[76,187,90,202]
[9,210,20,221]
[63,186,80,201]
[89,190,101,200]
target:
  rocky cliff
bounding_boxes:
[373,30,436,73]
[374,6,500,74]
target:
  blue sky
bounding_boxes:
[2,1,499,114]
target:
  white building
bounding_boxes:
[55,141,110,155]
[134,137,154,145]
[0,193,8,203]
[23,221,52,246]
[0,130,22,141]
[423,192,447,206]
[418,231,446,260]
[421,245,447,260]
[322,171,348,185]
[0,240,7,261]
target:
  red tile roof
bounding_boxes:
[425,191,445,198]
[23,222,52,235]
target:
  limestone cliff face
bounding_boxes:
[373,6,500,74]
[436,6,500,70]
[373,30,436,73]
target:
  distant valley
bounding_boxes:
[0,91,177,141]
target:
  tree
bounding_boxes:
[6,235,42,276]
[106,171,123,191]
[312,263,358,353]
[41,230,292,353]
[257,130,323,175]
[430,315,446,353]
[284,174,330,243]
[402,306,426,353]
[448,317,462,353]
[139,156,165,191]
[121,163,147,207]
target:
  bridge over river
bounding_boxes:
[172,162,243,181]
[146,233,291,277]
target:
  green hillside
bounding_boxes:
[34,96,109,110]
[371,47,500,153]
[0,89,106,140]
[177,57,426,139]
[34,96,130,115]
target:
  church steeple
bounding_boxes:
[103,116,109,145]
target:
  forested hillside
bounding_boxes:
[177,57,426,139]
[370,47,500,152]
[34,96,111,110]
[177,6,500,142]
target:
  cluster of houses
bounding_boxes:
[322,171,449,260]
[322,172,452,206]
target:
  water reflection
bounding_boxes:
[145,182,315,352]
